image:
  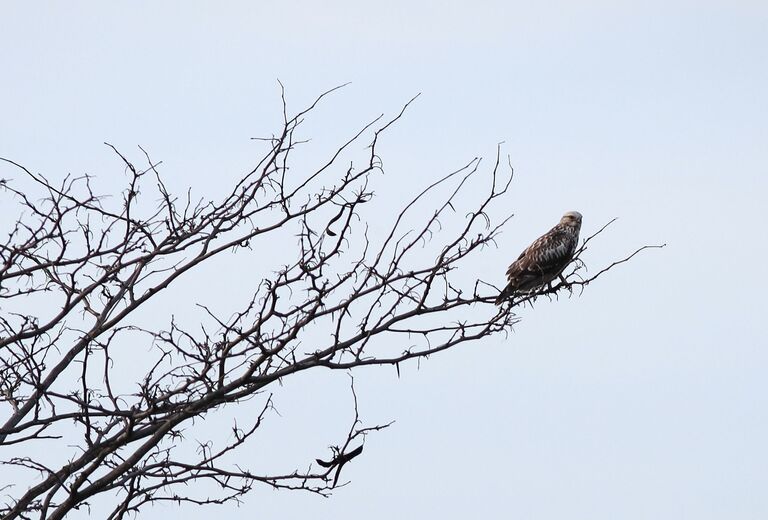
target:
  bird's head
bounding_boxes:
[560,211,583,228]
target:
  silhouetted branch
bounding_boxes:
[0,88,653,519]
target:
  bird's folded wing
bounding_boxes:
[507,232,573,281]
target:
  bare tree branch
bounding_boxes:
[0,88,657,519]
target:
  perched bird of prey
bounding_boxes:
[495,211,583,305]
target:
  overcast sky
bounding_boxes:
[1,1,767,519]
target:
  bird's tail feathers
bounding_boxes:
[494,284,515,305]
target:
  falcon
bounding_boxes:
[495,211,583,305]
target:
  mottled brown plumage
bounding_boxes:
[495,211,582,305]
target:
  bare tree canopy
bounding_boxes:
[0,89,660,519]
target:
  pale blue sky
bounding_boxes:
[1,2,767,519]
